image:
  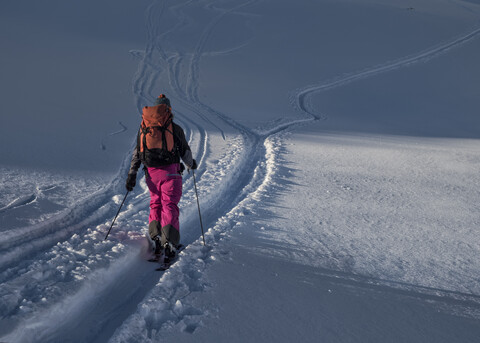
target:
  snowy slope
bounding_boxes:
[1,0,480,342]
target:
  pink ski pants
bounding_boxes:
[145,164,183,232]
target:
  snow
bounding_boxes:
[1,0,480,342]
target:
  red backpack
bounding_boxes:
[139,104,176,166]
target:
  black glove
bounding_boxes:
[190,159,197,170]
[126,173,137,191]
[179,163,185,175]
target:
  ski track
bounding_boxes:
[0,194,37,214]
[291,21,480,119]
[101,122,129,150]
[2,1,480,342]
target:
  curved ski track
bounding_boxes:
[2,1,480,342]
[292,22,480,119]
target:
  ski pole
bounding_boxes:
[192,170,206,246]
[105,190,129,240]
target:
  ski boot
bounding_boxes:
[163,242,177,264]
[154,236,163,255]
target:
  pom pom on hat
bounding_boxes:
[154,94,171,107]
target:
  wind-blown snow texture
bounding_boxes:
[1,0,480,342]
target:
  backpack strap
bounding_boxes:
[141,125,150,162]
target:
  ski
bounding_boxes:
[146,244,184,270]
[148,256,162,263]
[156,262,172,271]
[156,244,184,271]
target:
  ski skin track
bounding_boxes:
[2,1,480,342]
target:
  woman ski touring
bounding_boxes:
[125,94,197,261]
